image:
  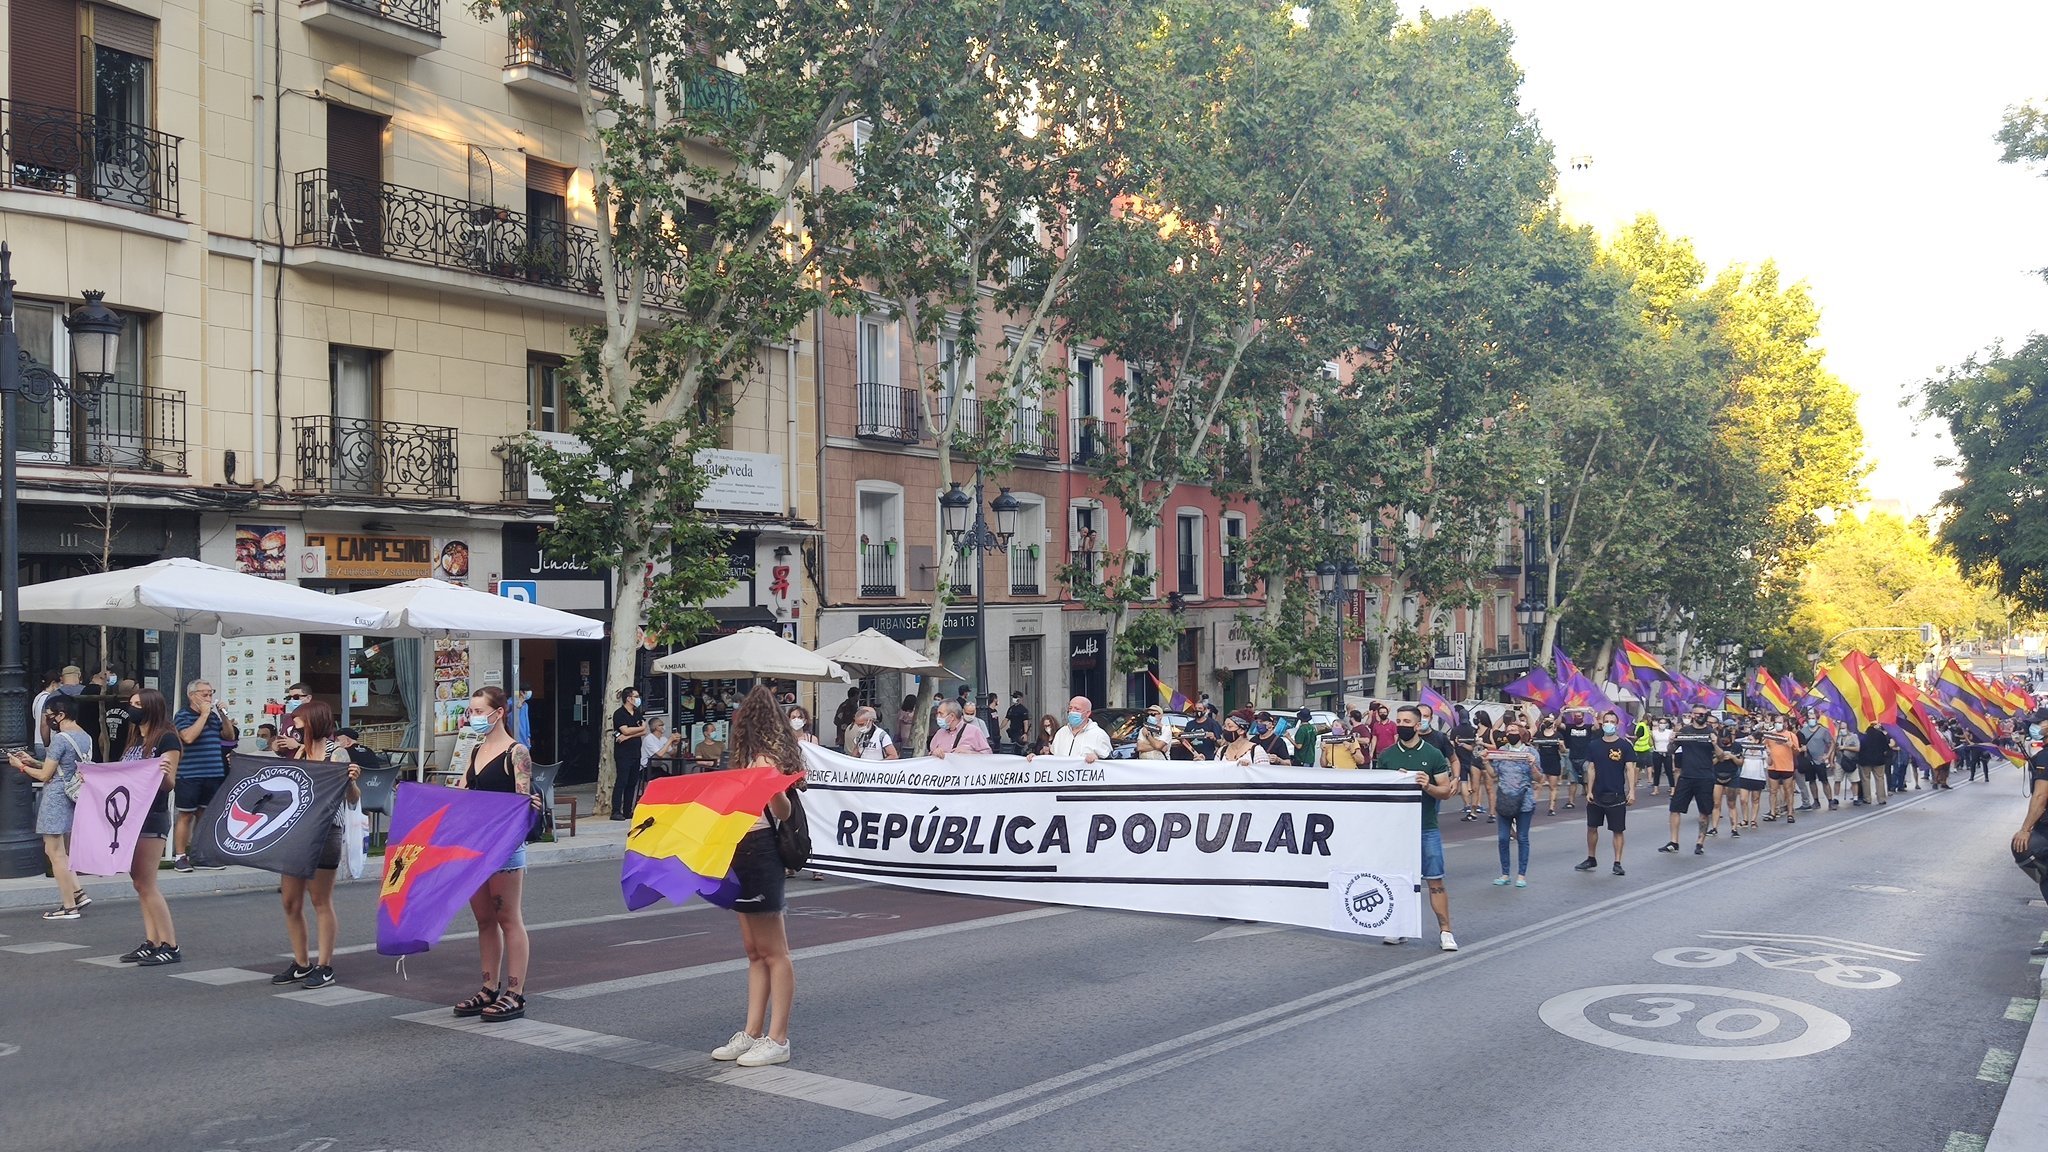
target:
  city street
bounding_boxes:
[2,773,2042,1152]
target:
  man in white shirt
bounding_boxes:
[848,706,898,760]
[1049,696,1112,762]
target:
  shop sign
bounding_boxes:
[1212,618,1258,670]
[303,533,462,581]
[1069,630,1106,670]
[857,611,979,640]
[695,449,784,515]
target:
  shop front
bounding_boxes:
[499,523,611,783]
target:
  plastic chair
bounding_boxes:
[355,764,403,848]
[529,760,573,839]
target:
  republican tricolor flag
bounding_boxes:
[620,767,805,911]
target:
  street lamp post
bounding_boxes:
[1316,558,1359,714]
[941,472,1018,721]
[1515,597,1548,667]
[0,242,123,878]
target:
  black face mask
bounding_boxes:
[1224,728,1243,741]
[1396,724,1418,741]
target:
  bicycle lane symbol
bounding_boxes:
[1652,932,1921,989]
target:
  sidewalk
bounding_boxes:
[1989,944,2048,1152]
[0,784,630,913]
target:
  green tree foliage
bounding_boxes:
[1918,335,2048,611]
[1793,511,2009,664]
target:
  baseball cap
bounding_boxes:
[61,665,82,677]
[337,727,361,740]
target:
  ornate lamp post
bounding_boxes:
[1316,557,1359,714]
[941,473,1018,713]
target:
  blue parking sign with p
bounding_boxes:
[499,580,539,604]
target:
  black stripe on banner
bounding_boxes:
[806,853,1059,874]
[1053,792,1423,804]
[813,862,1329,889]
[809,780,1419,797]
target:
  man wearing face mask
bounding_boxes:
[1662,708,1720,856]
[1576,710,1638,876]
[845,706,899,760]
[268,683,314,756]
[1378,704,1458,951]
[929,700,992,756]
[610,686,649,820]
[1250,712,1287,761]
[1045,696,1111,762]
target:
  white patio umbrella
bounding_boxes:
[335,579,605,778]
[651,626,852,684]
[17,556,396,690]
[813,628,953,678]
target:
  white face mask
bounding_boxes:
[791,717,806,732]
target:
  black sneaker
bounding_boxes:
[1694,843,1705,855]
[1612,862,1626,876]
[272,962,314,986]
[1574,857,1598,872]
[119,941,159,964]
[172,854,194,873]
[301,965,336,990]
[137,945,182,967]
[1658,842,1679,853]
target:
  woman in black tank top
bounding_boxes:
[450,686,538,1024]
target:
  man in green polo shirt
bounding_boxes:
[1377,703,1458,951]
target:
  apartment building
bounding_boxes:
[0,0,817,777]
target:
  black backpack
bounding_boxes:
[773,789,812,870]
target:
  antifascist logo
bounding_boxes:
[215,764,315,856]
[1337,871,1398,933]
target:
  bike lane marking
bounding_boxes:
[1537,984,1852,1060]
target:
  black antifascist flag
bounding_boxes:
[193,753,350,878]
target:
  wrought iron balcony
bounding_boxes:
[856,382,923,444]
[1009,547,1041,596]
[1222,561,1246,598]
[1177,551,1200,597]
[935,393,982,440]
[1074,416,1122,467]
[295,170,672,304]
[0,372,187,474]
[859,547,900,598]
[682,65,751,117]
[293,415,458,499]
[505,18,620,95]
[1010,411,1058,460]
[949,550,974,595]
[495,435,536,503]
[316,0,439,34]
[1067,549,1099,589]
[300,0,441,55]
[0,98,181,216]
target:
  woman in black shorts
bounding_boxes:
[1534,715,1566,815]
[709,685,804,1069]
[273,700,359,990]
[114,689,185,965]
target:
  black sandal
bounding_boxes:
[453,985,500,1018]
[480,991,527,1022]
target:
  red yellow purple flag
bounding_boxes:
[621,766,805,911]
[1748,667,1794,715]
[1618,638,1672,683]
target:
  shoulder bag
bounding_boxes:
[772,788,811,870]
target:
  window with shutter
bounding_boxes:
[87,5,155,58]
[8,0,83,180]
[325,105,386,255]
[525,158,570,282]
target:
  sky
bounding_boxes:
[1414,1,2048,517]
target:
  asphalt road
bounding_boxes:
[3,769,2043,1152]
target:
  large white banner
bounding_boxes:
[798,746,1423,938]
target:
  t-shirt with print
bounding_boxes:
[172,708,227,779]
[1487,745,1539,814]
[1589,737,1633,799]
[1378,739,1450,832]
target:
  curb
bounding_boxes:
[0,836,626,913]
[1989,950,2048,1152]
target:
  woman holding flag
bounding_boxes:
[115,688,184,966]
[710,686,805,1068]
[271,700,359,989]
[451,686,541,1024]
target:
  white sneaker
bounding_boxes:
[1439,931,1459,952]
[711,1030,759,1061]
[736,1036,790,1067]
[1381,936,1404,945]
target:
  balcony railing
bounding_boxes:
[506,19,620,93]
[1067,549,1099,589]
[1009,547,1041,596]
[1074,416,1121,467]
[1010,411,1058,460]
[496,436,534,502]
[859,547,900,598]
[949,550,974,595]
[296,170,672,304]
[856,382,923,444]
[1222,561,1245,597]
[935,393,982,441]
[0,372,187,474]
[1177,552,1200,597]
[315,0,440,35]
[0,98,181,216]
[294,415,458,499]
[682,66,751,117]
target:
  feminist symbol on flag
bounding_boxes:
[103,787,131,854]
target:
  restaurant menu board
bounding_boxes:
[221,634,300,734]
[433,638,471,735]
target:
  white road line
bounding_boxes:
[823,790,1940,1152]
[544,907,1071,1002]
[311,881,871,957]
[396,1009,943,1118]
[0,941,89,955]
[77,954,141,968]
[1695,931,1923,960]
[275,985,391,1007]
[171,967,276,986]
[1197,924,1293,942]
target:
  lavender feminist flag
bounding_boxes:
[376,783,534,956]
[71,757,168,876]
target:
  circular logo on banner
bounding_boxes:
[216,763,316,856]
[1338,872,1398,932]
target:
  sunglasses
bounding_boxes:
[285,692,309,701]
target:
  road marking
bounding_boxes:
[1538,984,1852,1060]
[396,1009,942,1118]
[0,1041,18,1057]
[822,787,1941,1152]
[77,954,141,968]
[2007,998,2039,1023]
[311,882,871,957]
[171,967,277,986]
[0,941,89,955]
[545,907,1072,1001]
[1693,931,1922,961]
[276,985,391,1007]
[610,931,710,949]
[1946,1132,1988,1152]
[1848,883,1910,894]
[1197,923,1293,942]
[1979,1047,2018,1085]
